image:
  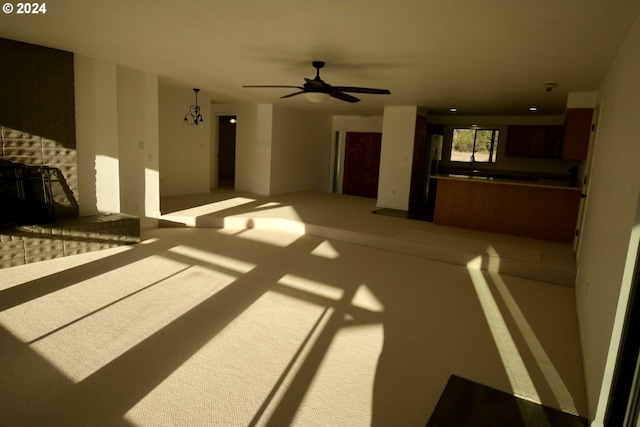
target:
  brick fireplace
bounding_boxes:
[0,37,139,269]
[1,126,79,227]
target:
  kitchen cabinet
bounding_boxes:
[562,108,593,160]
[433,175,581,242]
[505,125,564,159]
[504,126,529,157]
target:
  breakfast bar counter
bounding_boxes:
[431,174,582,243]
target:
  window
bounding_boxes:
[450,128,499,163]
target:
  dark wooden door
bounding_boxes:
[343,132,382,198]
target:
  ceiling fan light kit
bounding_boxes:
[303,91,331,103]
[243,61,390,104]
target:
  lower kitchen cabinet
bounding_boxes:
[433,176,581,243]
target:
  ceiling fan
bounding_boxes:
[243,61,391,103]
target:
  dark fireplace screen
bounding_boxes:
[0,159,55,228]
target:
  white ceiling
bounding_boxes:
[2,0,639,116]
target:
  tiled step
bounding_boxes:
[0,214,140,269]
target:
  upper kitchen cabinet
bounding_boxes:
[504,109,593,160]
[562,108,593,160]
[505,125,563,158]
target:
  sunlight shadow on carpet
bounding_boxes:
[488,271,578,414]
[467,260,541,403]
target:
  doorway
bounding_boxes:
[342,132,382,198]
[217,115,236,189]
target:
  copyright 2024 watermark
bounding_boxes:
[3,2,47,14]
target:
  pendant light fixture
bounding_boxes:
[183,88,203,126]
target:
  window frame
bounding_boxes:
[449,127,500,164]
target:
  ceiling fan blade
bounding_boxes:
[331,86,391,95]
[329,91,361,103]
[280,91,305,99]
[243,85,303,89]
[243,62,389,103]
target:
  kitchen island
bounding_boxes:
[432,174,582,243]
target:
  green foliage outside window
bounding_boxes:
[451,128,499,163]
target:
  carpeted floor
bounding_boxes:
[0,190,587,426]
[158,190,578,286]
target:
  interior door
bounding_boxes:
[342,132,382,198]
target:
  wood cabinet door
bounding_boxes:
[526,126,548,157]
[434,179,581,242]
[563,109,593,160]
[343,132,382,198]
[544,125,564,158]
[505,126,529,157]
[505,125,563,158]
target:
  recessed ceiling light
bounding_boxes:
[529,106,538,112]
[449,108,458,113]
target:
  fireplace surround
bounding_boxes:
[0,38,139,269]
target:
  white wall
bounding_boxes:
[210,104,332,196]
[158,80,211,196]
[74,55,120,215]
[332,115,384,133]
[75,57,160,229]
[270,106,333,195]
[116,66,160,228]
[234,104,273,195]
[573,15,640,424]
[377,106,418,210]
[567,93,598,109]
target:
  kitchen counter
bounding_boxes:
[432,174,582,242]
[432,173,581,190]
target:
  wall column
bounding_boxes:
[377,106,418,210]
[74,55,120,216]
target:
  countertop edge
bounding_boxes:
[431,174,582,191]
